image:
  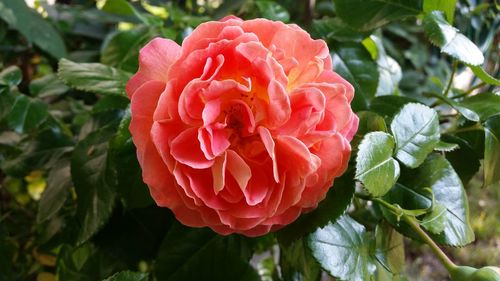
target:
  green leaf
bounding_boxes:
[383,183,432,212]
[331,42,379,110]
[255,1,290,22]
[103,271,148,281]
[369,95,417,119]
[37,160,72,223]
[58,58,132,96]
[311,18,370,42]
[390,103,440,168]
[279,239,321,281]
[94,206,172,265]
[461,92,500,121]
[277,170,355,245]
[425,92,480,122]
[0,66,22,87]
[367,36,402,96]
[484,114,500,187]
[423,11,484,66]
[402,154,475,246]
[1,126,73,177]
[71,127,118,244]
[333,0,422,31]
[356,132,400,197]
[56,243,127,281]
[92,95,130,114]
[374,222,405,274]
[108,112,153,209]
[355,111,388,136]
[29,74,69,98]
[155,223,259,281]
[434,140,459,152]
[377,186,432,241]
[442,134,481,184]
[101,26,153,73]
[468,65,500,86]
[420,203,447,234]
[7,94,48,134]
[97,0,136,16]
[308,215,376,281]
[423,0,457,23]
[0,88,15,121]
[0,1,67,58]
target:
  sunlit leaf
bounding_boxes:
[420,203,447,234]
[402,154,475,246]
[308,215,376,281]
[391,103,440,168]
[423,0,457,23]
[356,132,400,197]
[58,59,132,96]
[423,11,484,66]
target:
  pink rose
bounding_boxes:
[126,16,358,236]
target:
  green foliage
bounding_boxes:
[155,223,259,281]
[355,132,400,197]
[402,154,475,246]
[331,42,378,110]
[333,0,423,31]
[103,271,149,281]
[58,59,131,96]
[255,1,290,22]
[0,0,67,58]
[277,170,355,244]
[484,115,500,187]
[0,0,498,280]
[0,66,22,87]
[308,215,377,281]
[390,103,440,168]
[374,222,405,276]
[7,94,49,134]
[423,11,484,66]
[71,127,118,244]
[280,238,321,281]
[423,0,457,23]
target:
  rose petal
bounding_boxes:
[130,80,166,164]
[170,128,214,169]
[126,38,181,97]
[226,150,251,193]
[258,127,279,183]
[212,152,227,194]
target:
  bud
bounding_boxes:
[450,266,477,281]
[470,266,500,281]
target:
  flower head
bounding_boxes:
[127,16,358,236]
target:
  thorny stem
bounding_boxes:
[368,197,457,272]
[443,60,458,97]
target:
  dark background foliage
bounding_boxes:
[0,0,498,281]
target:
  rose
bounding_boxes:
[126,16,358,236]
